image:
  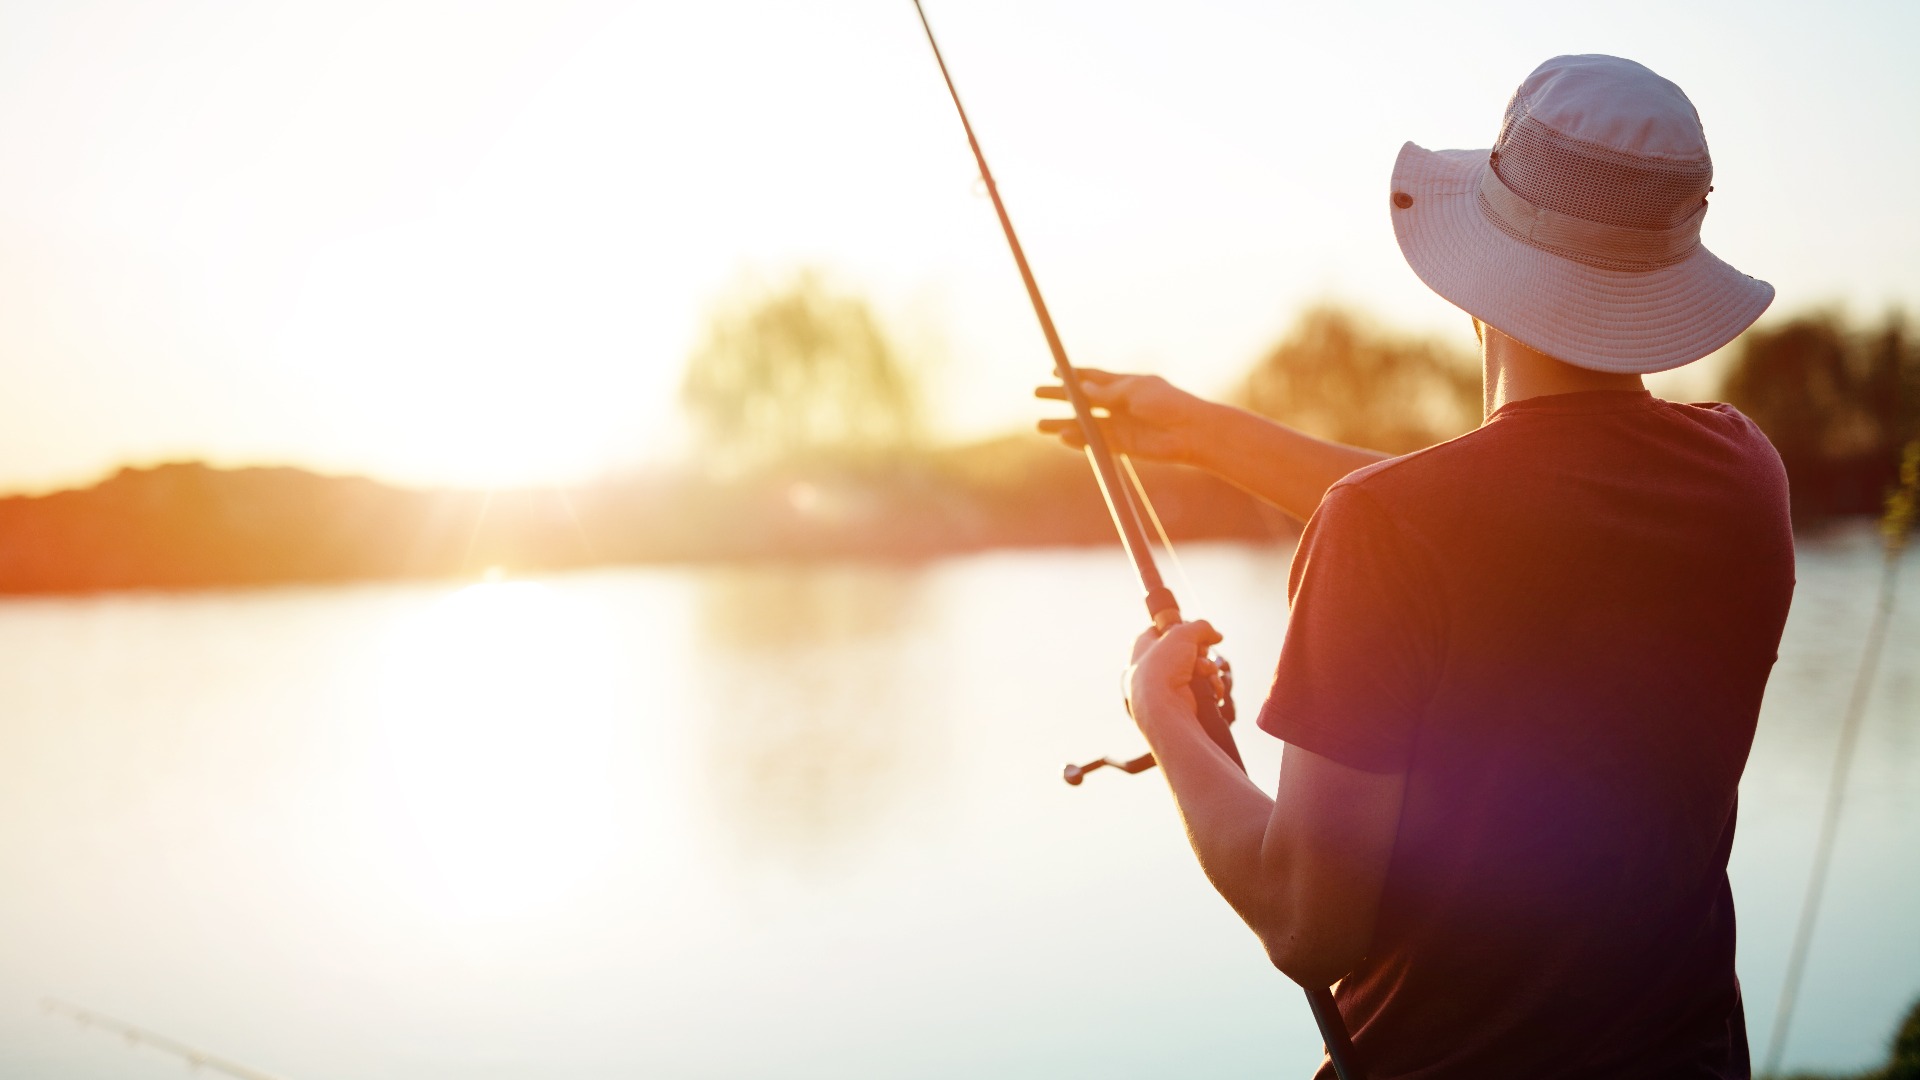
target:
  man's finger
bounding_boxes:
[1130,623,1164,664]
[1033,383,1119,408]
[1076,376,1126,408]
[1033,370,1129,407]
[1162,619,1223,649]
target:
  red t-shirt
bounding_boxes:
[1257,390,1794,1079]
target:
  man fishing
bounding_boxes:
[1040,55,1794,1077]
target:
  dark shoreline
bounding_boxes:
[0,439,1297,597]
[1,437,1902,599]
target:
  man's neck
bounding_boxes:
[1481,327,1645,420]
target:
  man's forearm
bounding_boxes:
[1135,688,1396,988]
[1133,689,1293,953]
[1191,404,1390,523]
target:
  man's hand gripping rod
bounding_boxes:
[907,0,1242,784]
[910,7,1366,1078]
[1062,655,1236,785]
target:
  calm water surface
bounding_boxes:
[0,528,1913,1079]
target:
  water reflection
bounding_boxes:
[0,540,1907,1080]
[372,580,624,919]
[692,564,940,866]
[695,562,924,648]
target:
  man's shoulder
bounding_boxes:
[1333,396,1782,498]
[1327,421,1506,505]
[1322,395,1789,555]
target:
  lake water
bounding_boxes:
[0,527,1913,1079]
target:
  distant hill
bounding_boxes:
[0,441,1293,595]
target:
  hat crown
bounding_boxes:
[1514,55,1708,159]
[1493,55,1713,231]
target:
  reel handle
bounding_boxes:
[1063,653,1240,785]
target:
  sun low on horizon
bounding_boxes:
[0,0,1914,495]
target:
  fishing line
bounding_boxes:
[1760,438,1919,1076]
[1119,452,1200,607]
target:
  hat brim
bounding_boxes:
[1390,142,1773,374]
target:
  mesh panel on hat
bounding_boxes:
[1493,96,1712,230]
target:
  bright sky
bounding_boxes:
[0,0,1914,493]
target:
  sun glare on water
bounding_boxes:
[372,578,625,921]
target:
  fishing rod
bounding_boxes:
[908,5,1363,1078]
[42,998,287,1080]
[906,0,1239,782]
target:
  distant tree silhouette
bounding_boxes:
[1770,994,1920,1080]
[681,270,922,470]
[1720,312,1919,518]
[1235,305,1481,455]
[1895,998,1920,1080]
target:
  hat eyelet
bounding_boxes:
[1392,191,1414,210]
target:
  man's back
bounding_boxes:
[1259,390,1795,1078]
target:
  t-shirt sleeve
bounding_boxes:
[1256,482,1445,774]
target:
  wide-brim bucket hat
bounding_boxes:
[1390,54,1773,374]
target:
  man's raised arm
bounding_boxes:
[1036,370,1388,523]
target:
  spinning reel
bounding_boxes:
[1063,651,1235,785]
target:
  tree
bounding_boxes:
[1719,311,1919,517]
[1235,305,1481,455]
[681,271,922,470]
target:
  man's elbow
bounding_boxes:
[1258,926,1361,990]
